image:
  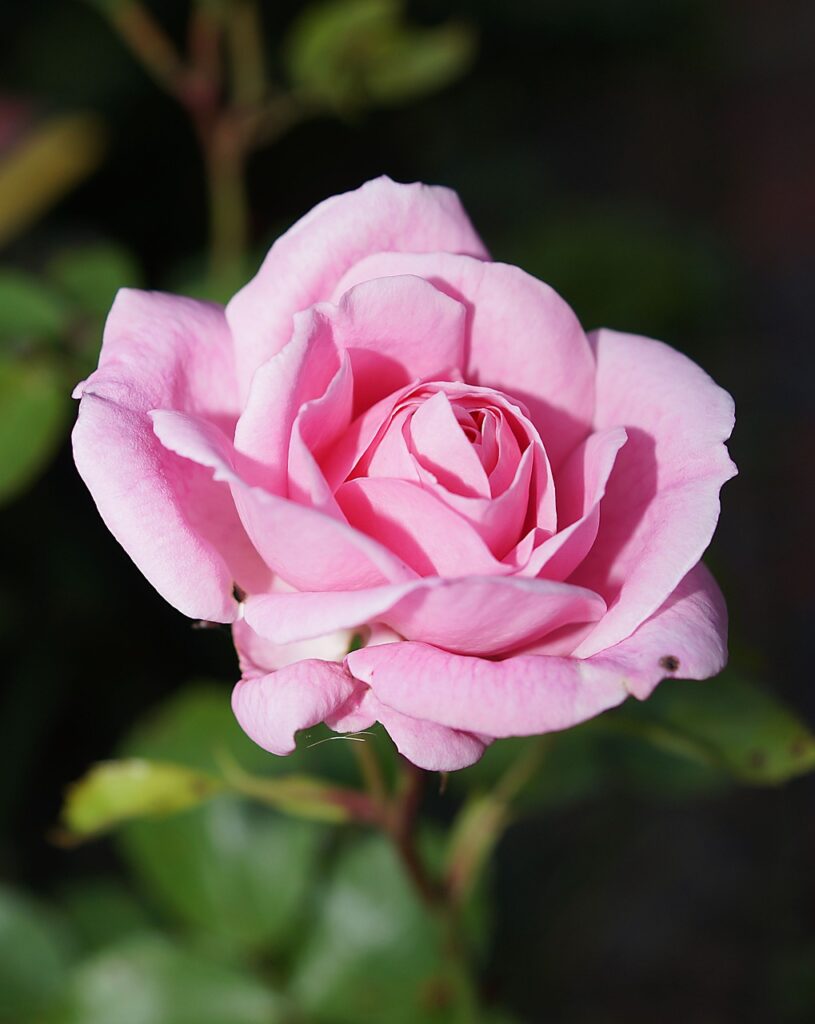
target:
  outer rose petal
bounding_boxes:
[331,253,595,468]
[346,562,727,737]
[227,176,488,396]
[244,575,606,657]
[72,289,269,622]
[333,689,487,771]
[598,561,728,699]
[151,409,416,589]
[233,616,353,675]
[572,329,736,657]
[232,660,360,756]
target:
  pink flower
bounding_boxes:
[73,178,736,771]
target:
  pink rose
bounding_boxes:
[73,177,736,771]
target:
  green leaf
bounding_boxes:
[0,270,69,346]
[0,885,73,1021]
[290,834,465,1023]
[604,672,815,786]
[117,684,325,954]
[119,684,270,776]
[0,114,106,248]
[47,243,140,319]
[452,729,604,811]
[287,0,475,112]
[0,356,68,503]
[61,759,224,839]
[53,934,287,1024]
[363,21,475,106]
[59,879,153,954]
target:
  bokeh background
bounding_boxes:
[1,2,814,1022]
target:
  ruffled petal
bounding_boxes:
[346,562,727,736]
[232,659,360,755]
[336,476,509,577]
[332,253,595,468]
[332,275,467,411]
[151,410,417,590]
[245,574,605,657]
[227,177,487,396]
[72,289,268,621]
[571,330,736,657]
[520,426,627,580]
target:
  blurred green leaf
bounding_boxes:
[453,729,605,811]
[120,684,268,775]
[287,0,475,112]
[290,834,467,1023]
[60,880,153,954]
[0,885,73,1022]
[0,270,69,346]
[0,356,68,503]
[47,243,140,319]
[604,673,815,785]
[120,802,323,955]
[61,759,224,839]
[118,684,325,954]
[53,934,287,1024]
[0,114,106,248]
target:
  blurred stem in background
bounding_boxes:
[91,0,476,293]
[97,0,305,288]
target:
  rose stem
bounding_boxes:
[95,1,309,288]
[387,759,441,908]
[351,739,389,810]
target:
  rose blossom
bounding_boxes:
[73,177,736,771]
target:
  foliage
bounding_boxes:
[287,0,475,113]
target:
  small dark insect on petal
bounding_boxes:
[659,655,680,672]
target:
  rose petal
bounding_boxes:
[412,444,534,557]
[408,390,490,497]
[353,690,488,770]
[232,659,359,755]
[245,574,606,657]
[332,275,467,412]
[599,561,728,699]
[288,353,354,510]
[233,309,341,495]
[571,330,736,657]
[233,616,352,675]
[336,476,510,577]
[72,289,269,621]
[332,253,595,468]
[520,426,627,580]
[348,640,627,738]
[346,562,727,736]
[227,177,488,396]
[151,410,417,589]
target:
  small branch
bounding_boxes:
[387,759,441,908]
[445,738,549,907]
[108,1,189,98]
[203,114,250,284]
[352,739,388,810]
[227,0,267,109]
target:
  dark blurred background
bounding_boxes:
[1,2,814,1022]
